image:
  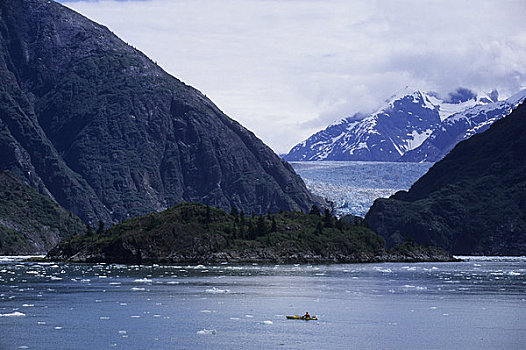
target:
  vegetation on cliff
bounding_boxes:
[46,202,453,264]
[0,171,85,254]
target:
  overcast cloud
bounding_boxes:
[59,0,526,153]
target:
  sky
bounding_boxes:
[59,0,526,154]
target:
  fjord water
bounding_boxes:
[290,161,433,217]
[1,258,525,350]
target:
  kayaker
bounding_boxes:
[304,312,310,319]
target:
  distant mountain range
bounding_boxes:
[365,101,526,255]
[285,87,526,162]
[0,0,321,227]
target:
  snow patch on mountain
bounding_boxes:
[284,88,526,163]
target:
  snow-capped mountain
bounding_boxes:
[284,88,526,162]
[401,89,526,162]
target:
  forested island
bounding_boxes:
[46,202,454,264]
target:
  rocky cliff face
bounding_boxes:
[0,0,320,226]
[365,102,526,255]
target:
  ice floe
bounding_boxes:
[197,329,216,335]
[205,287,229,294]
[133,278,152,283]
[0,311,25,317]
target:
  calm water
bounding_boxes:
[1,257,525,350]
[290,161,433,217]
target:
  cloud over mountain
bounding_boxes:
[60,0,526,153]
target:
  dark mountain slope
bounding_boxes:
[0,0,320,226]
[0,170,85,254]
[365,102,526,255]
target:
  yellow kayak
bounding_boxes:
[286,315,318,320]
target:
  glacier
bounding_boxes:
[291,161,433,217]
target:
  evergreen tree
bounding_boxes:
[271,216,277,232]
[315,221,323,236]
[230,205,239,222]
[335,218,343,231]
[205,205,211,227]
[256,215,267,237]
[248,220,256,240]
[86,224,94,236]
[309,205,321,216]
[324,208,333,228]
[231,221,237,239]
[96,220,105,235]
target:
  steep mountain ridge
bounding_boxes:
[0,0,321,226]
[365,101,526,255]
[401,89,526,161]
[285,88,526,162]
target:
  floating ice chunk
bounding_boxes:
[131,315,141,318]
[245,314,253,318]
[205,287,229,294]
[134,278,152,283]
[200,310,212,313]
[430,307,438,310]
[18,346,29,349]
[197,329,216,335]
[119,330,127,335]
[0,311,25,317]
[508,271,521,276]
[374,267,392,273]
[230,317,240,320]
[22,304,34,307]
[131,287,145,291]
[263,320,273,325]
[50,276,62,281]
[54,326,63,330]
[37,321,46,325]
[100,316,110,320]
